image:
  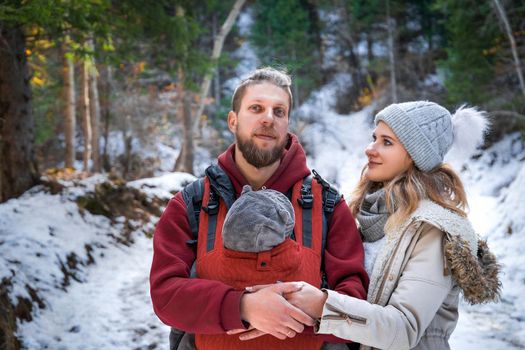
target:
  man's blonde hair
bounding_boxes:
[231,67,293,114]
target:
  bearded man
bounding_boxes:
[150,67,368,350]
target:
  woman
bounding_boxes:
[246,101,501,349]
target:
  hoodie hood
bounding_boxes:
[217,133,311,196]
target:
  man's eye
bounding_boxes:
[274,108,286,118]
[250,105,262,112]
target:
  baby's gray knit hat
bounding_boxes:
[222,185,295,252]
[375,101,454,172]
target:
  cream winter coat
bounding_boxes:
[316,200,500,350]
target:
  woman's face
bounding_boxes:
[364,121,413,183]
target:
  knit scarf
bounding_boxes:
[357,188,389,242]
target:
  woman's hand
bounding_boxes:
[283,281,327,319]
[247,282,327,319]
[237,282,314,341]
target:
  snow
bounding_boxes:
[2,76,525,348]
[0,190,107,304]
[0,173,192,349]
[222,8,260,94]
[453,134,525,348]
[18,233,169,350]
[297,73,372,195]
[129,172,197,200]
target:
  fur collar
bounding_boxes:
[402,200,478,256]
[368,200,501,305]
[407,201,501,304]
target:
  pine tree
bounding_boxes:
[250,0,322,105]
[437,0,499,104]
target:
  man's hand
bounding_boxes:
[239,282,315,340]
[226,326,267,341]
[282,281,327,319]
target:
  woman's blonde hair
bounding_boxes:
[349,163,468,232]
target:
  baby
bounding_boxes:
[222,184,295,253]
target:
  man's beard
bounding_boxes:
[236,128,287,169]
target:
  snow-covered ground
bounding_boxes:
[449,134,525,349]
[2,77,525,348]
[0,174,194,349]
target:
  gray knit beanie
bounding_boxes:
[222,185,295,252]
[375,101,454,172]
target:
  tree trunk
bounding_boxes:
[214,66,221,110]
[340,2,364,101]
[87,39,101,173]
[81,59,92,172]
[192,0,246,131]
[492,0,525,99]
[292,48,300,108]
[173,96,194,173]
[212,13,221,110]
[173,67,194,173]
[0,24,39,203]
[173,142,184,172]
[174,0,246,173]
[386,0,398,103]
[99,65,113,172]
[122,115,132,179]
[367,33,374,63]
[305,0,324,79]
[61,37,76,169]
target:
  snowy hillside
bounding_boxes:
[0,173,195,349]
[1,80,525,348]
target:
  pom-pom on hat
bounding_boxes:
[222,185,295,252]
[375,101,489,172]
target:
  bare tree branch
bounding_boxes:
[492,0,525,99]
[191,0,246,132]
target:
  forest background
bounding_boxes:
[1,0,524,198]
[1,0,525,349]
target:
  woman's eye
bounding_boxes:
[384,139,392,146]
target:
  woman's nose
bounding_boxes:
[365,142,378,157]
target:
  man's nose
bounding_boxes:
[260,108,275,124]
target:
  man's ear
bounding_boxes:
[228,111,237,132]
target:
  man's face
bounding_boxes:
[228,82,290,168]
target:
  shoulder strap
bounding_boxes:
[181,164,235,246]
[295,171,342,252]
[200,176,220,253]
[205,164,236,209]
[312,169,341,219]
[181,178,205,243]
[313,170,343,289]
[293,176,322,251]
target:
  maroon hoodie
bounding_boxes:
[150,134,368,335]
